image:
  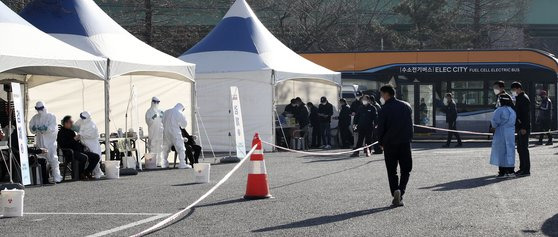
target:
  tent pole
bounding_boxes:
[104,59,111,162]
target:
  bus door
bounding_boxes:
[399,83,435,132]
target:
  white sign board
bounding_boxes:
[230,87,246,158]
[11,83,31,185]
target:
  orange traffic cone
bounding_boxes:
[244,133,272,200]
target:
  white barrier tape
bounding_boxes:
[253,149,263,155]
[131,144,259,237]
[262,140,377,156]
[250,160,267,174]
[414,124,558,136]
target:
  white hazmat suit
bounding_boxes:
[162,103,190,169]
[29,101,62,183]
[75,111,104,179]
[145,97,164,166]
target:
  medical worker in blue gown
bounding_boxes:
[490,94,516,179]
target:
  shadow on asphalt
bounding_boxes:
[252,207,392,232]
[171,182,206,187]
[197,198,247,208]
[541,214,558,237]
[270,161,374,190]
[419,175,507,191]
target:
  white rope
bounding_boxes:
[261,140,377,156]
[414,124,558,136]
[131,145,258,237]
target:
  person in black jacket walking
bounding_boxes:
[350,95,377,157]
[338,99,353,148]
[443,93,462,147]
[511,82,531,176]
[57,116,100,180]
[377,85,413,207]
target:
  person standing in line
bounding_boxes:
[293,98,310,150]
[537,90,553,145]
[442,93,462,148]
[318,97,334,149]
[511,82,531,177]
[350,95,377,157]
[371,95,383,154]
[307,102,321,148]
[338,99,353,149]
[377,85,413,207]
[490,94,516,178]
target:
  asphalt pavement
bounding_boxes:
[1,142,557,237]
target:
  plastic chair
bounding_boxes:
[58,148,80,181]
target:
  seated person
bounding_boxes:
[181,128,201,167]
[0,124,50,184]
[57,116,100,180]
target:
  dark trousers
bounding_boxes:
[339,124,353,148]
[499,167,515,174]
[538,120,553,144]
[320,122,331,146]
[384,143,413,197]
[354,128,373,154]
[311,124,321,147]
[517,131,530,173]
[185,144,201,166]
[74,151,100,174]
[446,121,462,145]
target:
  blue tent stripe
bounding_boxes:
[184,17,259,54]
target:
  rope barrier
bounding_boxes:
[261,140,377,156]
[131,145,258,237]
[413,124,558,136]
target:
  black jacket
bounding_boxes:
[308,106,319,126]
[283,104,295,115]
[445,100,458,123]
[294,105,309,128]
[181,129,197,146]
[354,104,377,131]
[57,126,86,153]
[317,102,334,123]
[539,97,552,121]
[350,100,362,114]
[338,104,352,127]
[372,102,381,124]
[377,98,413,146]
[514,92,531,131]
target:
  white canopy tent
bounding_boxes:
[180,0,341,151]
[0,1,106,120]
[20,0,196,160]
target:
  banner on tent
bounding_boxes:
[230,86,246,158]
[11,83,31,185]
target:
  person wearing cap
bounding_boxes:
[490,94,516,178]
[536,90,553,145]
[161,103,190,169]
[29,101,63,183]
[145,96,164,166]
[511,82,531,176]
[317,96,334,149]
[75,111,104,179]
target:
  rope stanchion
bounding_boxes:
[261,140,377,156]
[131,145,259,237]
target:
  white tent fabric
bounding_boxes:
[20,0,196,139]
[180,0,341,151]
[0,1,106,81]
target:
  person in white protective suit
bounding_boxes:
[29,101,63,183]
[161,103,190,169]
[75,111,104,179]
[145,97,164,166]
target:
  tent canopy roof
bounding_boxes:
[0,1,106,81]
[180,0,340,84]
[20,0,195,81]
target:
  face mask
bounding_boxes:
[362,101,369,105]
[443,98,448,105]
[380,97,386,105]
[511,91,518,97]
[493,89,501,95]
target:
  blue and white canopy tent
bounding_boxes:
[180,0,341,151]
[20,0,196,160]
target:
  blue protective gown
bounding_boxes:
[490,106,516,167]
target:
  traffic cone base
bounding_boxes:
[244,174,271,200]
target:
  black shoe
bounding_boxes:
[496,172,506,179]
[350,152,359,158]
[536,141,543,145]
[546,142,553,146]
[515,170,531,177]
[455,143,463,147]
[390,190,403,207]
